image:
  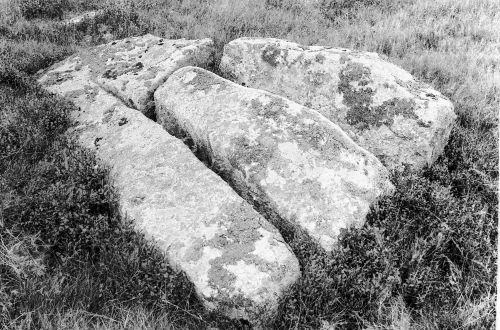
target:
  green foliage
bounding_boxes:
[273,150,496,328]
[0,138,205,327]
[0,0,497,328]
[320,0,384,20]
[0,69,242,329]
[17,0,68,20]
[0,67,71,170]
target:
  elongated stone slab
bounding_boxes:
[40,34,214,116]
[38,56,300,325]
[155,66,394,251]
[220,38,456,171]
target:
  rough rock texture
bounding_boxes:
[155,67,394,251]
[220,38,456,170]
[63,11,98,26]
[38,47,300,325]
[40,34,214,116]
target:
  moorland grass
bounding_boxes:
[0,0,497,329]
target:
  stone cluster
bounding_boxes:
[38,35,456,326]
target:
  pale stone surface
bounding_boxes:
[63,11,98,26]
[220,37,457,170]
[40,34,215,116]
[155,66,394,251]
[38,52,300,325]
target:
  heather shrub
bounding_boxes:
[0,0,497,328]
[320,0,385,20]
[0,66,71,172]
[0,69,240,330]
[17,0,67,20]
[274,140,497,328]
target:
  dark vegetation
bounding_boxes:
[1,0,497,328]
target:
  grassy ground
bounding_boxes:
[0,0,498,329]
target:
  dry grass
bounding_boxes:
[0,0,497,329]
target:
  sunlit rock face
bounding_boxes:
[40,34,215,117]
[220,37,456,171]
[37,37,301,326]
[155,66,394,252]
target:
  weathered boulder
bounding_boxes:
[38,51,300,325]
[40,34,215,116]
[155,66,394,252]
[220,38,456,170]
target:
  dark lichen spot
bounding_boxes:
[339,62,374,130]
[205,202,266,295]
[229,135,276,182]
[102,69,117,80]
[306,70,329,86]
[293,120,346,159]
[44,71,73,85]
[128,98,135,108]
[64,89,86,99]
[249,96,288,121]
[101,60,145,80]
[339,54,349,64]
[374,98,418,124]
[184,238,205,262]
[315,53,326,64]
[94,137,102,147]
[340,61,417,130]
[182,48,194,56]
[417,119,432,128]
[188,69,227,93]
[261,44,282,67]
[302,179,323,200]
[131,195,146,205]
[118,117,128,126]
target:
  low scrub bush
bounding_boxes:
[0,69,242,329]
[0,0,497,328]
[0,66,71,173]
[320,0,384,20]
[16,0,67,20]
[274,142,497,328]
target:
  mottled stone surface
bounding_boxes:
[40,34,215,116]
[220,38,456,170]
[155,66,394,251]
[63,11,98,25]
[38,52,300,325]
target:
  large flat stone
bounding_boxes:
[220,38,456,171]
[155,66,394,252]
[40,34,215,116]
[38,53,300,325]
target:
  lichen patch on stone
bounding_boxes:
[187,69,229,93]
[261,44,285,67]
[340,61,418,130]
[156,66,394,252]
[39,38,300,326]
